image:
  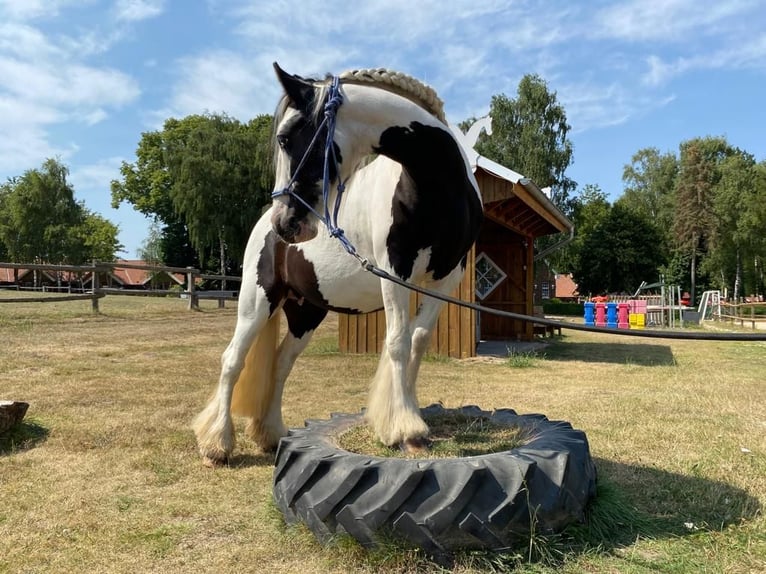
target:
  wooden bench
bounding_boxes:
[533,306,562,338]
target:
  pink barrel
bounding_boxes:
[618,303,630,329]
[595,302,606,327]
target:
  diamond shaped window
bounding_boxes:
[475,252,506,300]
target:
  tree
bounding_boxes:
[705,150,766,299]
[474,74,576,210]
[0,182,10,261]
[137,222,164,265]
[111,122,198,268]
[0,159,122,271]
[164,113,273,273]
[673,136,733,304]
[0,159,81,263]
[571,203,666,295]
[618,147,678,245]
[472,74,577,273]
[557,184,610,272]
[111,113,274,271]
[73,211,123,263]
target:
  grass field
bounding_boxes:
[1,293,764,573]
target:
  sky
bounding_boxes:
[1,0,765,259]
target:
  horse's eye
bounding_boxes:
[277,135,289,149]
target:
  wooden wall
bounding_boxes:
[475,218,533,341]
[338,248,476,358]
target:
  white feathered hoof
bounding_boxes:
[192,402,235,468]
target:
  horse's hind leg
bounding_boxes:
[246,298,327,450]
[367,281,429,448]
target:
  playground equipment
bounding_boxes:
[585,300,646,330]
[584,280,722,330]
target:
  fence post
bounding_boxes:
[187,267,198,311]
[91,261,100,313]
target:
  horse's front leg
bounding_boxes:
[193,300,275,467]
[367,281,429,451]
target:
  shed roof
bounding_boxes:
[450,120,573,238]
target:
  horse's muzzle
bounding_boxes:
[271,209,317,244]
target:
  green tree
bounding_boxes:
[705,151,766,300]
[618,147,678,245]
[73,211,123,263]
[111,113,274,271]
[165,113,272,272]
[558,184,610,272]
[0,159,122,269]
[673,136,733,304]
[472,74,576,273]
[571,203,666,295]
[111,122,197,268]
[0,182,10,261]
[475,74,576,210]
[137,221,164,265]
[0,159,82,263]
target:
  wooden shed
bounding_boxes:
[339,119,573,358]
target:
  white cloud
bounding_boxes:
[156,50,275,122]
[69,156,124,193]
[642,33,766,86]
[593,0,758,42]
[0,12,141,178]
[114,0,165,23]
[82,108,108,125]
[0,0,90,21]
[558,80,676,133]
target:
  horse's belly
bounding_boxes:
[293,242,383,313]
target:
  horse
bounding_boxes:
[193,64,483,466]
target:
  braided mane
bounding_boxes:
[338,68,446,123]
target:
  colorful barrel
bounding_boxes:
[607,302,618,328]
[584,302,595,326]
[595,302,606,327]
[618,303,630,329]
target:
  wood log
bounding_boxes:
[0,401,29,434]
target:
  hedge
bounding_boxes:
[542,301,584,316]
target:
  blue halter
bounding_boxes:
[271,76,356,256]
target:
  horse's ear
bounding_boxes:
[273,62,314,112]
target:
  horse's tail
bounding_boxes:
[230,312,281,420]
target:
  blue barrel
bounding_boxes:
[607,302,618,328]
[584,302,595,326]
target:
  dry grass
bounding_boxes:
[336,411,529,459]
[1,293,765,573]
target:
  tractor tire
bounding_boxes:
[272,404,597,557]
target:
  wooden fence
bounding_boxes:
[718,301,766,330]
[0,261,242,311]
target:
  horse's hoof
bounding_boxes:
[400,437,431,455]
[201,454,228,468]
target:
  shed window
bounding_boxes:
[475,252,506,300]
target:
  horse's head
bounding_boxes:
[270,63,341,244]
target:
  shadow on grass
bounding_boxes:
[227,452,278,468]
[0,419,50,456]
[544,340,676,366]
[570,457,759,540]
[453,456,762,569]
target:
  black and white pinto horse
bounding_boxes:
[194,64,483,466]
